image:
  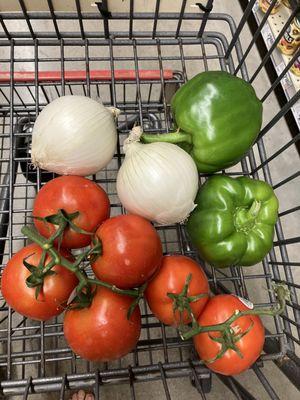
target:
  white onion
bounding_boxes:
[117,127,199,225]
[31,95,118,176]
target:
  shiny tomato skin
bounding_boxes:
[63,287,141,361]
[91,214,163,289]
[145,255,209,326]
[1,243,78,321]
[194,295,265,376]
[33,176,110,249]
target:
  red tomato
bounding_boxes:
[145,255,209,326]
[64,287,141,361]
[33,176,110,249]
[91,214,163,289]
[193,295,265,375]
[1,243,78,321]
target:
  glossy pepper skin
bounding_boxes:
[142,71,262,173]
[186,175,278,268]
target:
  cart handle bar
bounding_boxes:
[0,69,174,83]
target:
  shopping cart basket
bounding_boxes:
[0,0,299,398]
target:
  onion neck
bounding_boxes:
[123,126,144,154]
[106,106,121,119]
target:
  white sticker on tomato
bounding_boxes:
[234,295,254,310]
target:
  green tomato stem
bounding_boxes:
[21,226,139,298]
[181,283,288,341]
[22,226,62,264]
[87,278,139,297]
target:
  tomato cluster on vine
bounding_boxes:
[1,175,287,375]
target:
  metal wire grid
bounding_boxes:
[0,0,299,398]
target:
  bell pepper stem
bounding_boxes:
[248,200,261,219]
[234,200,262,232]
[141,131,192,145]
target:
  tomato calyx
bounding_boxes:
[180,283,289,361]
[205,320,255,363]
[127,282,148,319]
[88,236,102,264]
[34,209,94,240]
[34,209,103,263]
[67,282,96,310]
[167,273,208,328]
[23,250,57,299]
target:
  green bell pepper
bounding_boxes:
[186,175,279,268]
[141,71,262,173]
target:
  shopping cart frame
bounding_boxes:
[0,0,299,398]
